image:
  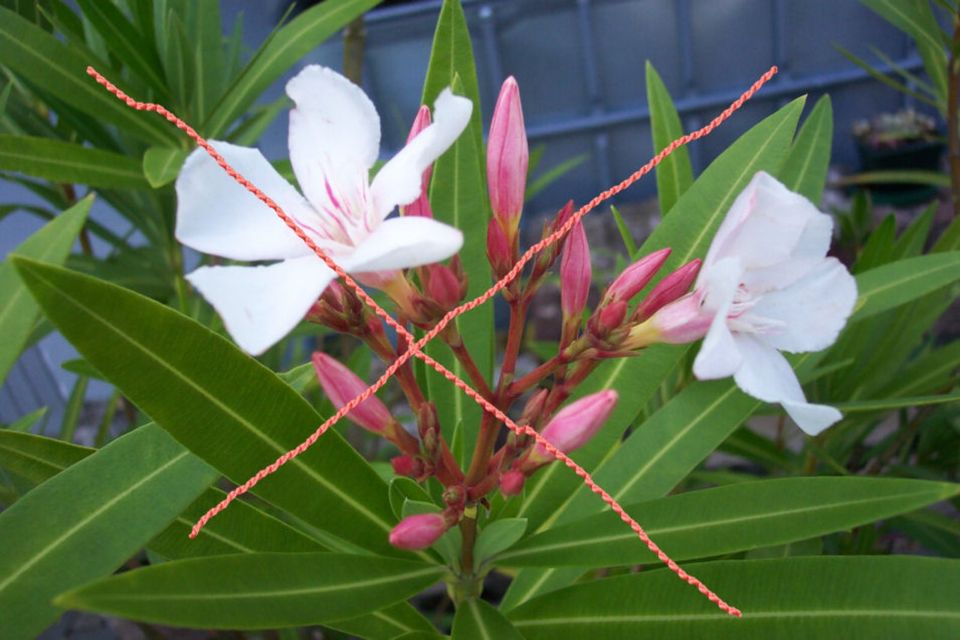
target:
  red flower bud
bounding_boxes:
[486,217,513,278]
[533,201,575,277]
[602,248,671,305]
[312,352,394,434]
[560,221,591,319]
[389,513,448,550]
[391,455,422,478]
[633,259,702,322]
[590,300,627,337]
[425,263,463,309]
[487,77,528,233]
[519,388,550,427]
[500,469,525,496]
[400,105,434,218]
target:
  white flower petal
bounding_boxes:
[741,209,834,293]
[719,174,816,268]
[176,142,317,261]
[781,400,843,436]
[731,334,842,435]
[693,258,743,379]
[343,217,463,273]
[286,65,381,213]
[186,256,335,356]
[750,258,857,353]
[370,89,473,220]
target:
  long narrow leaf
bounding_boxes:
[58,553,445,629]
[12,257,420,560]
[0,197,90,383]
[0,424,215,640]
[498,477,959,567]
[508,557,960,638]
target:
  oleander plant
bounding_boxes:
[1,1,959,638]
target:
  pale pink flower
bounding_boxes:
[176,66,471,354]
[635,172,857,435]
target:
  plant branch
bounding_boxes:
[444,327,495,400]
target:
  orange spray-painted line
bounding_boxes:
[88,64,777,617]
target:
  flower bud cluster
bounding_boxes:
[302,74,709,556]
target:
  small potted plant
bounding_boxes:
[852,108,944,205]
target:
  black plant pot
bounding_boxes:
[855,137,945,206]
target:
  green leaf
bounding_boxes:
[0,429,89,487]
[421,1,494,460]
[0,424,215,640]
[0,197,90,383]
[4,406,47,433]
[892,204,935,260]
[473,518,527,565]
[861,0,948,110]
[421,0,485,168]
[832,391,960,413]
[852,252,960,321]
[203,0,379,136]
[508,557,960,638]
[58,374,88,442]
[837,169,950,188]
[453,599,524,640]
[0,430,347,574]
[12,258,417,560]
[328,602,437,640]
[74,0,168,97]
[186,0,224,120]
[0,6,177,145]
[646,62,693,215]
[142,146,188,188]
[0,135,147,189]
[779,95,832,202]
[497,477,959,567]
[892,509,960,556]
[610,204,639,257]
[57,552,445,629]
[835,44,940,108]
[876,339,960,398]
[390,476,434,519]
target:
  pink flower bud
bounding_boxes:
[626,291,711,349]
[487,77,528,231]
[560,221,591,318]
[311,352,394,434]
[486,217,513,277]
[530,390,618,464]
[500,469,525,496]
[591,300,627,337]
[602,248,671,305]
[391,455,422,478]
[633,259,702,322]
[533,201,575,277]
[425,263,462,309]
[401,105,434,218]
[389,513,448,550]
